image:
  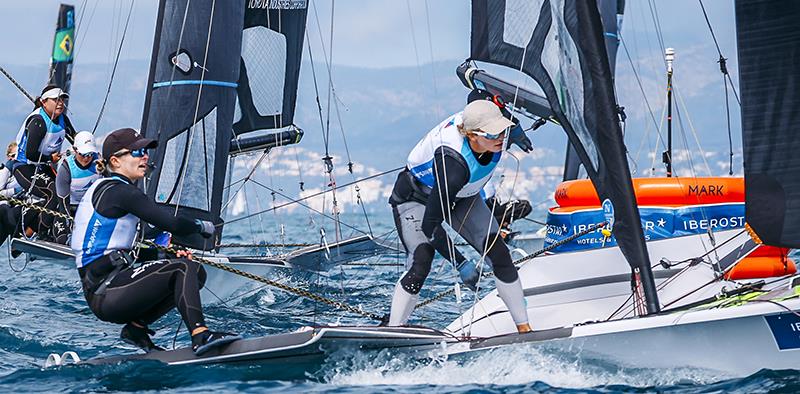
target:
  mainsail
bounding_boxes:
[736,0,800,248]
[141,0,244,250]
[48,4,76,93]
[233,0,308,139]
[562,0,624,181]
[470,0,659,312]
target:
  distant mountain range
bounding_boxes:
[0,57,742,219]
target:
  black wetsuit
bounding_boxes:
[13,112,75,236]
[78,174,209,333]
[389,148,519,293]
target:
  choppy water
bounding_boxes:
[1,213,798,393]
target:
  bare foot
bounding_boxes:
[516,323,532,333]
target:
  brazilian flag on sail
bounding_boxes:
[49,4,75,93]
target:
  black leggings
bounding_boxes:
[84,257,208,333]
[13,164,58,234]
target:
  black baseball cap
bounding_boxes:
[102,128,157,159]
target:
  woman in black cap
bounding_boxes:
[13,84,77,239]
[70,128,240,355]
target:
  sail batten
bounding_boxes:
[234,1,308,135]
[141,0,244,250]
[471,0,659,312]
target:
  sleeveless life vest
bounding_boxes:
[406,112,501,198]
[71,177,139,268]
[15,108,66,164]
[65,154,101,205]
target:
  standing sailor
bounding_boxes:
[53,131,101,243]
[71,128,241,355]
[387,100,532,333]
[13,85,77,240]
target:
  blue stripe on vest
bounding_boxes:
[80,211,118,266]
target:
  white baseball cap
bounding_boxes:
[73,131,98,155]
[41,86,69,100]
[462,100,514,135]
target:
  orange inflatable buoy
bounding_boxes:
[724,246,797,280]
[554,177,745,207]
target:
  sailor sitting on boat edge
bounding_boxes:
[71,128,241,355]
[53,131,102,244]
[12,85,77,241]
[387,100,532,333]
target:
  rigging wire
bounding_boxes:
[697,0,738,175]
[223,166,403,226]
[91,0,135,134]
[619,34,666,152]
[673,85,713,176]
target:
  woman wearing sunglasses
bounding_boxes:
[71,128,240,355]
[53,131,102,244]
[386,100,532,333]
[13,85,77,240]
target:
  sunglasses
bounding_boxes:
[113,148,148,158]
[472,130,506,140]
[77,151,94,158]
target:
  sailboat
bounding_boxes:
[11,0,397,275]
[438,0,800,375]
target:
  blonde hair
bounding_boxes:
[457,123,471,138]
[6,142,17,160]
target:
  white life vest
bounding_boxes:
[15,108,66,164]
[71,177,139,268]
[65,154,101,205]
[406,112,501,198]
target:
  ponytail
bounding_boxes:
[95,158,107,175]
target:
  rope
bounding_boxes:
[140,241,383,321]
[0,66,35,103]
[0,195,384,321]
[415,221,608,309]
[92,0,134,134]
[223,166,403,226]
[216,242,314,248]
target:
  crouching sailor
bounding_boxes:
[71,128,241,355]
[387,100,532,333]
[53,131,101,244]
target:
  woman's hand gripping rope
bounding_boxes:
[140,240,385,321]
[0,194,384,322]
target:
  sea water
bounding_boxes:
[0,212,798,393]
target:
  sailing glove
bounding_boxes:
[196,219,215,238]
[508,124,532,153]
[456,259,480,291]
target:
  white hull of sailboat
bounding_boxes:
[447,296,800,376]
[447,229,756,337]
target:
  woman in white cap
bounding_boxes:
[53,131,102,243]
[12,84,77,240]
[386,100,532,333]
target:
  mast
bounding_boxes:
[470,0,660,314]
[562,0,625,181]
[663,47,675,177]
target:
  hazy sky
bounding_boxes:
[2,1,737,68]
[0,1,743,173]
